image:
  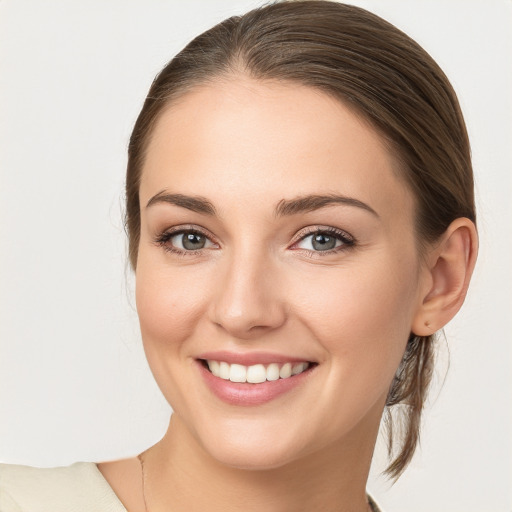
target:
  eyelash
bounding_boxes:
[153,225,215,258]
[291,226,355,257]
[153,225,356,258]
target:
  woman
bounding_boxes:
[0,1,479,511]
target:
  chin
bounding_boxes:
[206,439,301,471]
[190,414,315,471]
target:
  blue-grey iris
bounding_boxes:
[312,233,336,251]
[182,233,206,250]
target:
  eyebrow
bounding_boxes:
[146,191,378,218]
[274,194,379,218]
[146,191,217,215]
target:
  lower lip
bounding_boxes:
[197,361,314,406]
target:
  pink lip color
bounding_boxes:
[196,360,314,406]
[197,350,311,366]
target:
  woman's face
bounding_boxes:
[136,78,430,469]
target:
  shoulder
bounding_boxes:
[0,461,126,512]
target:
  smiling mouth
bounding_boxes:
[200,359,314,384]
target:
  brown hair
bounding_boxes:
[125,0,475,479]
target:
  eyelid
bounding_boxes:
[289,225,356,254]
[158,224,217,240]
[292,225,355,244]
[153,224,220,254]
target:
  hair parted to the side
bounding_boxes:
[125,0,475,480]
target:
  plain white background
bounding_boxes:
[0,1,510,510]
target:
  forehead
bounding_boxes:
[140,77,414,223]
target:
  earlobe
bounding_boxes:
[411,218,478,336]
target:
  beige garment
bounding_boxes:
[0,461,382,512]
[0,462,126,512]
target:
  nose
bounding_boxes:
[209,249,287,340]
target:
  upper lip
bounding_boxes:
[196,351,314,366]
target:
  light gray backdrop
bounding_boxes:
[1,1,511,511]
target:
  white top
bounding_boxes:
[0,461,382,511]
[0,462,126,512]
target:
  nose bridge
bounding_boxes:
[210,242,285,338]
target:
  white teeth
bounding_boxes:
[229,364,247,383]
[279,362,292,379]
[208,360,220,377]
[219,361,230,380]
[206,360,310,383]
[292,362,307,375]
[266,363,280,381]
[246,364,266,383]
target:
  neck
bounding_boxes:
[142,414,379,512]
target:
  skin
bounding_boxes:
[97,77,477,512]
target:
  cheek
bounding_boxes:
[134,257,215,411]
[135,258,210,350]
[290,258,419,383]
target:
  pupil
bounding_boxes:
[182,233,205,250]
[312,233,336,251]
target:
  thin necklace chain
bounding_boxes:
[137,450,374,512]
[137,451,149,512]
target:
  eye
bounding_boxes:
[171,231,213,250]
[154,227,217,255]
[293,227,355,253]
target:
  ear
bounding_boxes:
[411,218,478,336]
